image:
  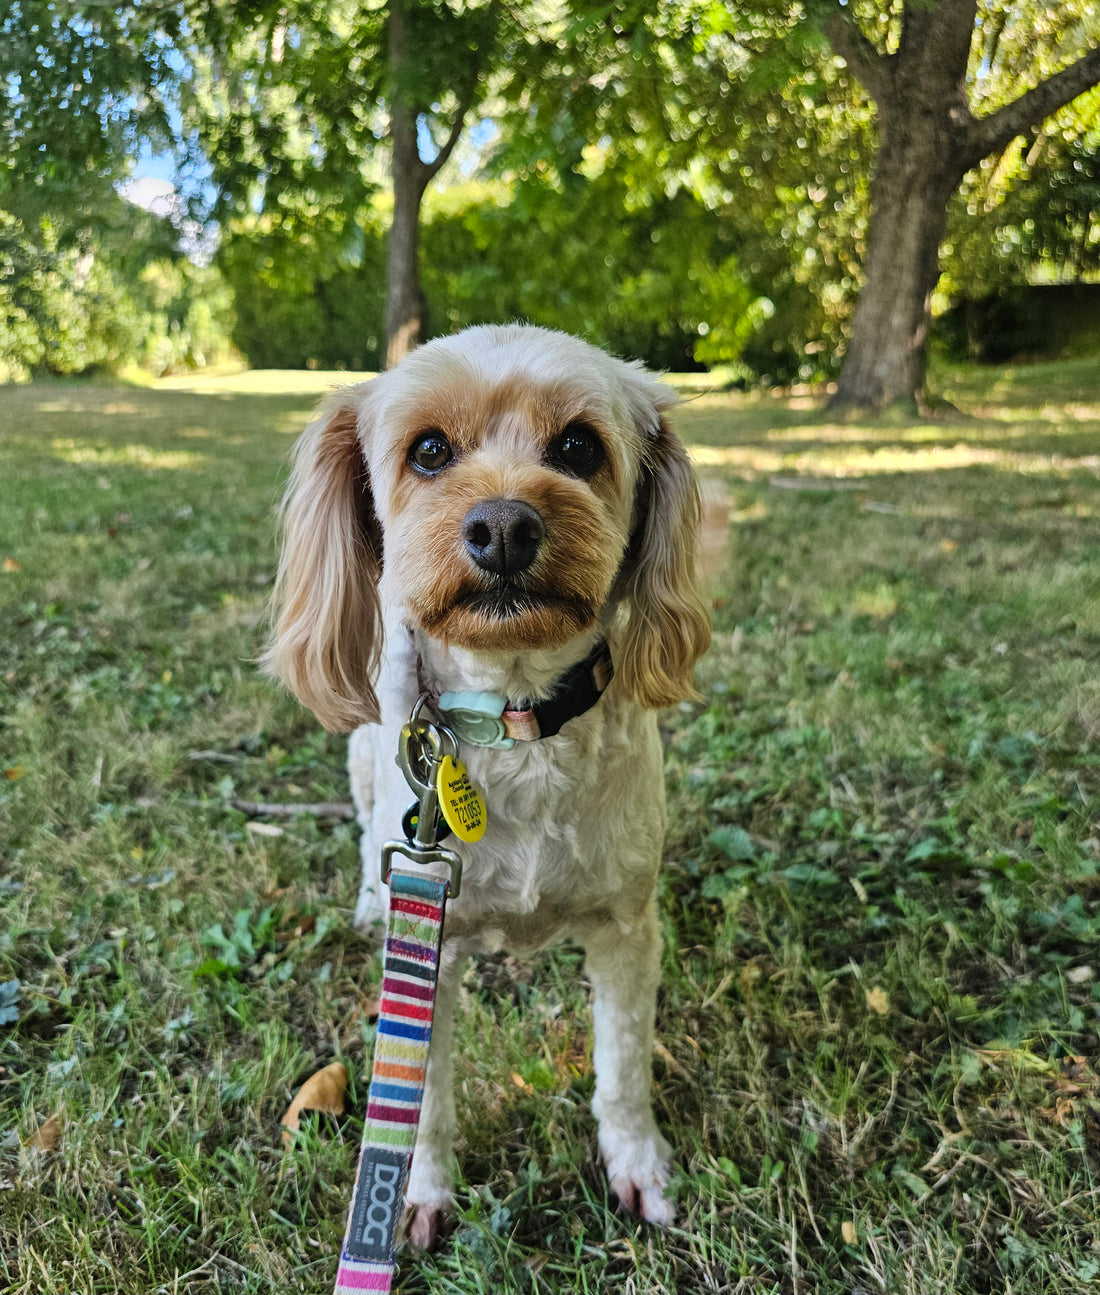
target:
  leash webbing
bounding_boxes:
[335,870,450,1293]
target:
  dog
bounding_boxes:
[263,324,711,1246]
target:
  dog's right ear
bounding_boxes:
[260,387,383,732]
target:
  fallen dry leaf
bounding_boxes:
[1040,1095,1079,1128]
[865,986,890,1016]
[841,1220,858,1245]
[22,1112,62,1155]
[2,557,20,573]
[277,911,317,941]
[1055,1055,1098,1095]
[280,1062,348,1149]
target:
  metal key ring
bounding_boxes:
[408,694,460,763]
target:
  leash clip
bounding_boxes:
[382,702,463,897]
[380,838,462,899]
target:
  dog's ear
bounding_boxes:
[261,387,383,732]
[616,396,711,710]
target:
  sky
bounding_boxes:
[119,146,217,262]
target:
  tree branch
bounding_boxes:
[965,45,1100,168]
[229,798,356,820]
[825,11,894,105]
[421,100,470,184]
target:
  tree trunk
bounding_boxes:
[827,0,1100,412]
[385,97,428,369]
[829,128,965,412]
[384,0,428,369]
[828,2,977,412]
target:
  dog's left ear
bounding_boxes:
[260,387,384,732]
[615,381,711,709]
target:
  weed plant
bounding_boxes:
[1,361,1098,1292]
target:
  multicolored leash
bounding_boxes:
[334,870,449,1293]
[335,704,483,1293]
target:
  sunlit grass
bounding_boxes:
[48,439,208,470]
[157,368,377,396]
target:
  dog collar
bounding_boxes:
[424,640,614,750]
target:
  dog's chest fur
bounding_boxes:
[349,626,667,955]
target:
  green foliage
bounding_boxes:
[0,214,43,383]
[215,169,759,373]
[218,203,387,370]
[4,1,1098,386]
[181,0,500,221]
[937,283,1100,363]
[0,980,19,1027]
[489,1,875,381]
[0,3,239,380]
[0,188,235,380]
[423,170,754,371]
[944,106,1100,301]
[0,1,177,196]
[2,211,146,376]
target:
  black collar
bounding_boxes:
[422,639,614,747]
[522,639,615,739]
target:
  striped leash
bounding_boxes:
[335,709,465,1293]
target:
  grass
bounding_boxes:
[1,357,1099,1293]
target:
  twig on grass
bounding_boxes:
[134,795,357,820]
[228,798,356,820]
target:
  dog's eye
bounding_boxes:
[408,430,454,475]
[547,423,605,479]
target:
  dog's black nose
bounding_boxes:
[463,499,546,577]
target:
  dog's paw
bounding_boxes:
[406,1203,447,1251]
[609,1173,676,1226]
[404,1158,452,1250]
[601,1128,675,1226]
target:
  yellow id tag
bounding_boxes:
[435,755,488,843]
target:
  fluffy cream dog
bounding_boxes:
[265,324,710,1245]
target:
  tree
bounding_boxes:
[186,0,499,368]
[0,0,177,201]
[383,0,497,365]
[823,0,1100,411]
[487,2,879,383]
[0,2,235,380]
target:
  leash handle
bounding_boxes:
[334,870,450,1293]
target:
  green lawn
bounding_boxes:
[1,359,1099,1293]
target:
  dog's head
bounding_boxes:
[263,325,711,731]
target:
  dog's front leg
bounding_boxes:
[404,937,464,1249]
[581,898,675,1225]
